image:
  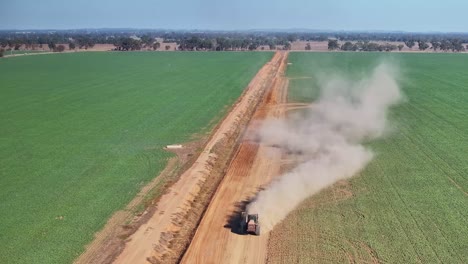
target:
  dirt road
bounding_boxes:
[181,52,289,264]
[112,52,287,264]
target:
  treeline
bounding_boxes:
[327,39,466,52]
[177,36,291,51]
[0,32,293,52]
[0,34,97,53]
[325,32,468,42]
[0,29,467,53]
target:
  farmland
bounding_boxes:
[268,52,468,263]
[0,51,272,264]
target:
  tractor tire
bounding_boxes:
[255,225,260,236]
[239,222,246,234]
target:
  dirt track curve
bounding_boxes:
[181,52,289,264]
[112,51,288,264]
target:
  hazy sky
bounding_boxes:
[1,0,467,32]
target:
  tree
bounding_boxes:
[55,45,65,52]
[248,43,258,51]
[404,40,415,49]
[418,41,429,51]
[382,43,397,52]
[113,37,142,51]
[440,40,452,51]
[398,44,404,51]
[69,42,76,50]
[354,41,364,50]
[14,43,21,50]
[286,34,297,43]
[431,41,440,51]
[165,45,170,50]
[328,39,339,50]
[0,49,4,57]
[153,42,161,50]
[48,41,56,51]
[140,35,154,48]
[283,42,291,50]
[451,39,465,52]
[341,41,356,51]
[305,43,311,50]
[76,36,95,49]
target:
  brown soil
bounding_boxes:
[109,52,287,264]
[180,52,289,264]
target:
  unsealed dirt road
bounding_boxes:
[181,52,289,264]
[112,52,288,264]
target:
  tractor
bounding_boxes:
[239,212,260,235]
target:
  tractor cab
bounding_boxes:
[239,212,260,235]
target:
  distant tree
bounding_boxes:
[328,39,339,50]
[14,43,21,50]
[418,41,429,51]
[248,43,258,51]
[261,46,265,50]
[140,35,154,48]
[287,34,297,43]
[397,44,404,51]
[0,49,4,57]
[76,36,95,49]
[55,45,66,52]
[214,37,225,50]
[451,39,465,52]
[430,41,440,51]
[354,41,364,50]
[305,43,311,50]
[440,40,452,51]
[268,43,276,50]
[68,42,76,50]
[165,45,170,50]
[404,40,415,49]
[153,42,161,50]
[360,42,381,51]
[201,39,214,50]
[283,42,291,50]
[381,43,397,52]
[48,41,56,51]
[113,37,142,51]
[341,41,356,51]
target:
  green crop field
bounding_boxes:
[0,51,272,264]
[269,52,468,263]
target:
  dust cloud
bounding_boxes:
[247,63,402,232]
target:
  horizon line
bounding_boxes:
[1,28,468,34]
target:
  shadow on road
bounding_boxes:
[222,185,265,235]
[223,199,252,235]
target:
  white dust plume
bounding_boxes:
[247,63,402,232]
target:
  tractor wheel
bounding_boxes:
[255,225,260,236]
[239,222,246,234]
